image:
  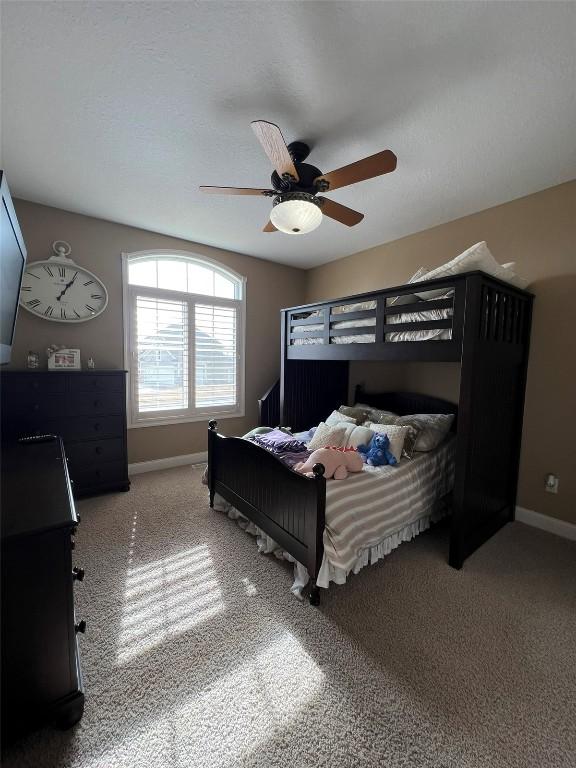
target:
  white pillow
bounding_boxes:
[411,242,510,298]
[501,262,529,289]
[308,422,348,450]
[408,266,429,283]
[366,423,412,462]
[325,409,356,427]
[345,425,375,450]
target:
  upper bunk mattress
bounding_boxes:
[291,293,454,345]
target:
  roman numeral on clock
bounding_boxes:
[44,306,54,317]
[44,265,53,277]
[91,294,103,300]
[83,279,94,286]
[27,299,41,308]
[85,304,96,312]
[58,266,66,278]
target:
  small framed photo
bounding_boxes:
[48,349,81,370]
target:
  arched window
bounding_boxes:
[123,250,245,426]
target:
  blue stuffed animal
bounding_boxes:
[357,433,397,467]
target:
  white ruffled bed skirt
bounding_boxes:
[213,493,448,598]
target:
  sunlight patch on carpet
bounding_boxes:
[117,543,224,663]
[99,628,325,767]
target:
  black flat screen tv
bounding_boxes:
[0,171,27,365]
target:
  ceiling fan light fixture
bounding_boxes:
[270,192,322,235]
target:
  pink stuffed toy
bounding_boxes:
[294,447,364,480]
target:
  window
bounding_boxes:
[123,251,245,427]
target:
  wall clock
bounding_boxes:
[19,241,108,323]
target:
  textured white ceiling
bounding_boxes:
[2,1,575,268]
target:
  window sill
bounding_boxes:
[128,410,245,429]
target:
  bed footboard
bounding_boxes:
[207,422,326,590]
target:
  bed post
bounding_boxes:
[309,462,326,606]
[207,420,218,508]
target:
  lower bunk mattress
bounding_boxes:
[214,435,456,595]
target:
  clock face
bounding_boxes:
[19,259,108,323]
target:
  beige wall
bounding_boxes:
[307,182,576,525]
[9,200,306,462]
[9,184,575,523]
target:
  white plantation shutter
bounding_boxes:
[124,252,244,426]
[195,304,237,408]
[134,295,189,413]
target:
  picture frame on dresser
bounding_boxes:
[0,370,130,497]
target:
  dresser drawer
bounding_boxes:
[0,415,123,442]
[68,391,124,416]
[1,371,129,499]
[71,461,127,491]
[66,438,124,467]
[5,393,68,419]
[0,415,64,441]
[2,373,67,395]
[69,374,124,393]
[65,416,124,441]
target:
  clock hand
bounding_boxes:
[56,271,79,301]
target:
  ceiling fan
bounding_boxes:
[200,120,397,235]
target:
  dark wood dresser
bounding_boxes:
[1,370,130,497]
[1,436,85,742]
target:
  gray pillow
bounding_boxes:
[338,404,370,424]
[395,413,454,452]
[355,403,400,425]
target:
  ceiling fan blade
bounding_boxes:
[251,120,299,182]
[315,150,397,192]
[319,197,364,227]
[200,186,274,196]
[263,220,277,232]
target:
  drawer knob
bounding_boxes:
[72,567,85,582]
[75,620,86,634]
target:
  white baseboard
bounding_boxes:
[129,451,208,476]
[516,506,576,541]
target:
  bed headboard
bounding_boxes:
[353,386,458,431]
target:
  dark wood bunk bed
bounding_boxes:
[208,270,533,604]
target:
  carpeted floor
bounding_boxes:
[4,465,576,768]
